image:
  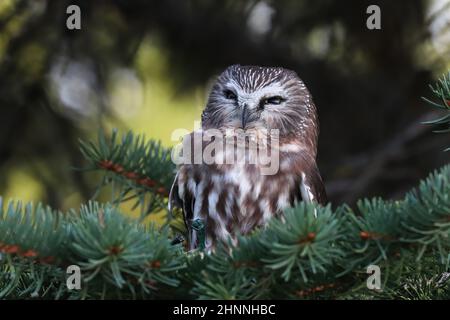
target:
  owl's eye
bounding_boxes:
[265,96,285,105]
[224,90,237,100]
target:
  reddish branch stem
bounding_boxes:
[98,160,169,196]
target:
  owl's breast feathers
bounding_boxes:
[169,131,326,250]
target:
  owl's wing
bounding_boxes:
[169,170,196,248]
[168,171,182,213]
[298,158,327,206]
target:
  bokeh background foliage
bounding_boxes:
[0,0,449,218]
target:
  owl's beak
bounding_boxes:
[241,104,249,128]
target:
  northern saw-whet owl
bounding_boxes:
[170,65,327,250]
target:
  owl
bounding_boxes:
[169,65,326,251]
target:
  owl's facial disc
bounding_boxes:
[202,65,317,139]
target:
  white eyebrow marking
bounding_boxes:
[225,81,286,108]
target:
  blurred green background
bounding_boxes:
[0,0,449,220]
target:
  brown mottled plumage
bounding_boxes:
[170,65,326,250]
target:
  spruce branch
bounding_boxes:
[79,129,176,219]
[188,166,449,299]
[1,164,448,299]
[0,200,186,299]
[423,71,450,150]
[260,204,344,282]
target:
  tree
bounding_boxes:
[0,73,449,299]
[1,0,449,207]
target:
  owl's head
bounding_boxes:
[202,65,318,151]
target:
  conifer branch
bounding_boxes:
[1,74,449,299]
[423,71,450,151]
[79,130,175,219]
[1,165,448,299]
